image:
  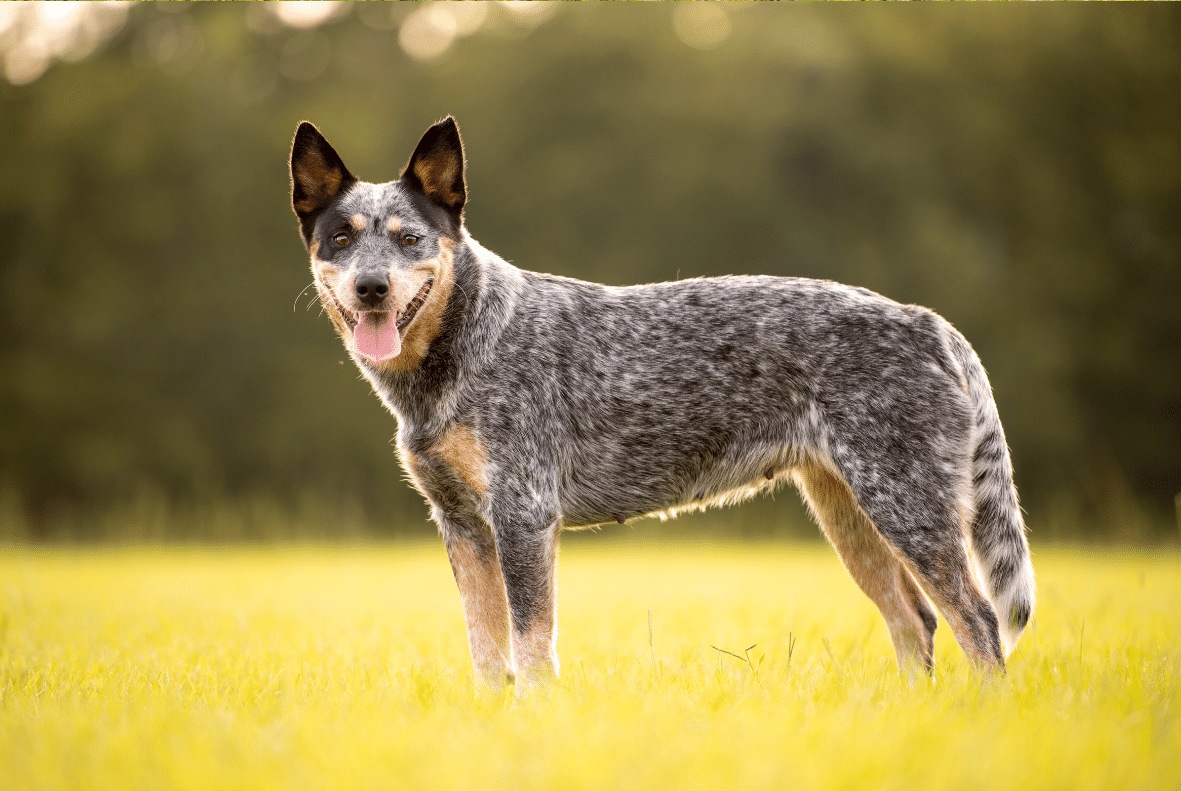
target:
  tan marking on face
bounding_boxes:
[316,235,454,372]
[433,424,489,498]
[310,256,352,343]
[386,216,403,233]
[309,240,320,258]
[376,236,456,372]
[447,537,513,685]
[350,214,367,230]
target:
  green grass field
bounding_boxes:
[1,539,1178,791]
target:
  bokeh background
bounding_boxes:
[0,2,1177,542]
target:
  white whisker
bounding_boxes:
[293,281,317,312]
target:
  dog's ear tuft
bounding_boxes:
[400,117,466,217]
[291,122,356,246]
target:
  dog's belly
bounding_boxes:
[557,431,801,528]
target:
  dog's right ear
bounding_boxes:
[290,122,357,247]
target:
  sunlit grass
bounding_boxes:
[1,539,1178,790]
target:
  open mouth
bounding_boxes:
[326,278,434,364]
[395,277,433,332]
[328,278,434,335]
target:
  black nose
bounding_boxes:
[354,274,389,306]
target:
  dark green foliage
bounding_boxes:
[0,5,1177,539]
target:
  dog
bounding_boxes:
[290,117,1035,689]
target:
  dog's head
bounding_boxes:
[290,118,465,369]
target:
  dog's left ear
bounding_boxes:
[400,117,466,218]
[291,122,357,246]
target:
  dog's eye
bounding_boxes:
[403,235,419,246]
[333,233,349,246]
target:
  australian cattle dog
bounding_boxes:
[290,117,1035,689]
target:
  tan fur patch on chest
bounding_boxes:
[433,424,489,497]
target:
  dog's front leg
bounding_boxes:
[437,511,514,689]
[492,515,561,690]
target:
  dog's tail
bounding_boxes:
[950,330,1035,657]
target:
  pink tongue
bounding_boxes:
[353,312,401,363]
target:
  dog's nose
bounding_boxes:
[354,274,389,306]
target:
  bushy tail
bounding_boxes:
[951,332,1036,657]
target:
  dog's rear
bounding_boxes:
[786,305,1034,673]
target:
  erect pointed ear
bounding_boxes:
[290,122,357,246]
[399,117,466,217]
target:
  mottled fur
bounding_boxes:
[290,118,1036,689]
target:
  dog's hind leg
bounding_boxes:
[795,464,938,674]
[830,449,1007,672]
[438,510,514,689]
[879,526,1006,673]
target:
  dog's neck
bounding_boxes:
[360,229,525,430]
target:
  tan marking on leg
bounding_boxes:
[446,537,513,687]
[795,463,936,674]
[807,454,1005,672]
[350,214,366,230]
[509,532,560,693]
[912,565,1005,672]
[378,236,456,372]
[513,617,558,691]
[386,215,403,233]
[433,425,489,498]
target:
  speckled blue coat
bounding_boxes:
[291,118,1035,689]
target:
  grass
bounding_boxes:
[0,538,1178,790]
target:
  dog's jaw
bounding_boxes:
[396,278,434,333]
[320,277,434,336]
[317,276,436,365]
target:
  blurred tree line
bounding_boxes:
[0,3,1177,541]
